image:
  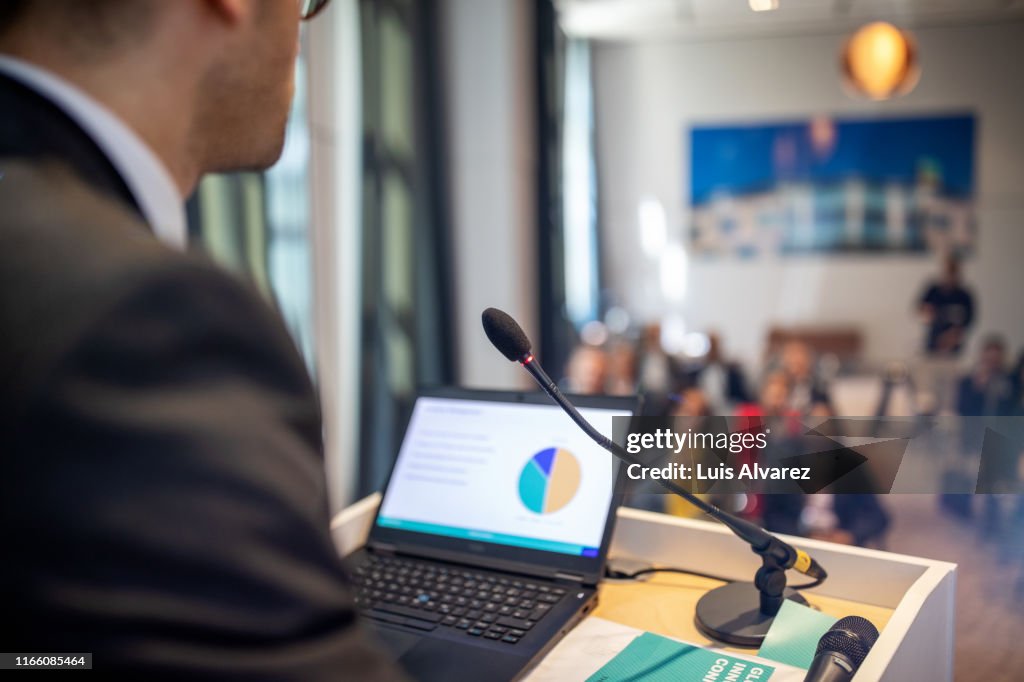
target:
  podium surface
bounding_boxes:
[332,494,956,681]
[592,572,894,655]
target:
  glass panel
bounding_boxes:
[356,0,453,496]
[266,55,315,369]
[379,9,414,158]
[382,173,413,316]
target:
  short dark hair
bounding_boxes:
[982,334,1006,352]
[0,1,155,52]
[0,1,31,37]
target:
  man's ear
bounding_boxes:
[202,0,252,25]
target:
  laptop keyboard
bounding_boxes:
[350,554,567,645]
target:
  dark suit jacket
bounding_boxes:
[0,71,401,680]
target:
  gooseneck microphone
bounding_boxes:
[803,616,879,682]
[482,307,827,647]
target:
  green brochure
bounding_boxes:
[756,599,838,669]
[586,632,776,682]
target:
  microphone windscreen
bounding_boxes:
[481,308,532,361]
[815,616,879,668]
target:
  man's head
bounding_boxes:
[705,332,721,363]
[941,253,961,287]
[566,345,609,396]
[780,340,814,382]
[0,0,307,192]
[673,388,710,418]
[978,335,1006,375]
[759,371,791,416]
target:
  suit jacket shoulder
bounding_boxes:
[0,159,403,680]
[0,159,306,418]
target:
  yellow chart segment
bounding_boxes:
[544,449,581,513]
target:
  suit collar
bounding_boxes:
[0,57,187,249]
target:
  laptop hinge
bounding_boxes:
[368,542,397,555]
[554,571,585,584]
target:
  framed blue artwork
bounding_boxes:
[689,114,975,257]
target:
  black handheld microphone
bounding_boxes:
[482,307,827,646]
[803,616,879,682]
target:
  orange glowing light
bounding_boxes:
[841,22,919,100]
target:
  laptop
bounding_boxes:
[346,387,636,681]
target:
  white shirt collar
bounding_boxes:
[0,55,187,250]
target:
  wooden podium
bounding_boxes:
[332,494,956,681]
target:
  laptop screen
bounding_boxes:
[376,395,633,558]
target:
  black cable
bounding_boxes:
[790,576,826,590]
[604,565,825,591]
[605,565,734,584]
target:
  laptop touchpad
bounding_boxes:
[373,628,420,660]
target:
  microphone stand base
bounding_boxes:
[694,582,808,648]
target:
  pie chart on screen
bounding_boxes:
[518,447,581,514]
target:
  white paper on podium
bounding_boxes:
[523,617,805,682]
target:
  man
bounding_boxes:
[957,335,1014,419]
[777,340,830,415]
[563,344,609,395]
[681,332,750,411]
[0,1,402,679]
[915,254,975,415]
[918,254,975,357]
[946,336,1016,531]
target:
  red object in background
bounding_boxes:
[732,405,802,519]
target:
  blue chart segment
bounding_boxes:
[518,448,582,514]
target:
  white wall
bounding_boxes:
[592,21,1024,369]
[442,0,538,389]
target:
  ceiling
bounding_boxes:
[556,0,1024,40]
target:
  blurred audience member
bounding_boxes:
[916,254,975,414]
[663,388,714,518]
[768,489,890,548]
[734,372,801,521]
[737,371,800,488]
[564,344,609,395]
[1008,353,1024,586]
[954,336,1016,537]
[637,324,673,392]
[957,335,1014,418]
[1010,350,1024,413]
[737,371,801,423]
[778,340,831,414]
[919,254,975,357]
[673,387,712,418]
[763,400,890,547]
[606,341,638,396]
[811,402,891,547]
[636,323,677,415]
[682,332,751,411]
